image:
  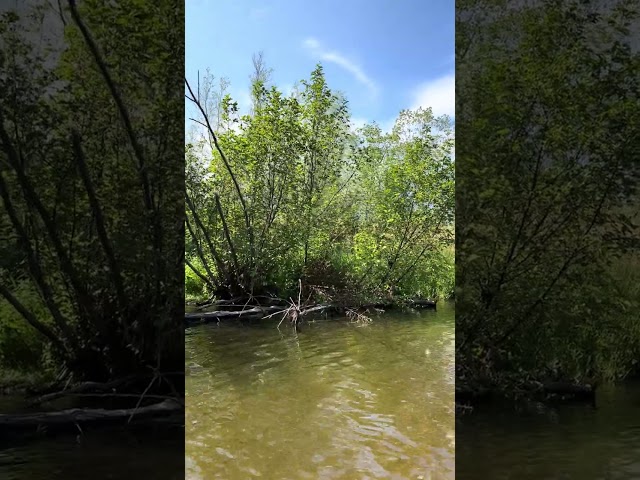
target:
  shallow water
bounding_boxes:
[456,382,640,479]
[185,303,455,480]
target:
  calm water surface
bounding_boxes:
[186,303,455,479]
[456,382,640,479]
[0,425,183,479]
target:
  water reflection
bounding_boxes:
[0,426,183,480]
[456,382,640,480]
[186,303,455,479]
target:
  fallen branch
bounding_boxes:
[29,376,139,407]
[0,399,182,429]
[407,299,437,309]
[184,288,441,327]
[185,305,286,324]
[346,308,372,324]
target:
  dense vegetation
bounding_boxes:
[456,0,640,397]
[0,0,183,395]
[185,63,455,308]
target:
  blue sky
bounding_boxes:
[186,0,454,132]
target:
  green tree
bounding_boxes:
[0,0,184,387]
[185,62,455,305]
[456,0,640,390]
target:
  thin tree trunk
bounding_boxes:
[185,215,219,286]
[0,172,77,349]
[71,131,128,312]
[214,193,241,285]
[185,193,229,283]
[0,282,66,354]
[185,79,256,271]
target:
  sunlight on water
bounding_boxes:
[185,303,455,480]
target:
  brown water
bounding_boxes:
[456,382,640,479]
[185,303,455,480]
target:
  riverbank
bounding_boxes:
[185,292,439,327]
[454,377,640,412]
[0,369,184,441]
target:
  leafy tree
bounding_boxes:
[0,0,184,387]
[185,62,455,305]
[456,0,640,390]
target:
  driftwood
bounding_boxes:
[185,297,437,326]
[193,296,288,311]
[407,299,437,309]
[185,305,287,324]
[29,377,135,407]
[300,304,335,316]
[0,399,182,430]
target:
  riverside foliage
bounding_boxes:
[185,64,455,305]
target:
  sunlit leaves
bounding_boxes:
[186,65,455,301]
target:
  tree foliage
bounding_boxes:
[0,0,183,384]
[456,0,640,389]
[185,64,455,304]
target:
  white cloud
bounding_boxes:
[410,73,455,118]
[302,37,379,99]
[303,38,320,50]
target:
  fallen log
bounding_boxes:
[0,399,183,430]
[199,297,286,310]
[29,377,135,407]
[407,299,437,309]
[185,305,287,324]
[185,298,441,325]
[300,304,335,316]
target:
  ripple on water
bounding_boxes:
[186,306,455,480]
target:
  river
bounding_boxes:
[185,303,455,479]
[456,382,640,479]
[0,424,183,479]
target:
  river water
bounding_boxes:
[0,424,184,479]
[456,382,640,479]
[185,303,455,480]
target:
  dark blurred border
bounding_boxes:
[456,0,639,478]
[0,1,184,478]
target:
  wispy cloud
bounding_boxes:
[302,37,379,99]
[410,73,455,118]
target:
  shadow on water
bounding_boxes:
[456,381,640,480]
[0,423,184,480]
[186,302,455,480]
